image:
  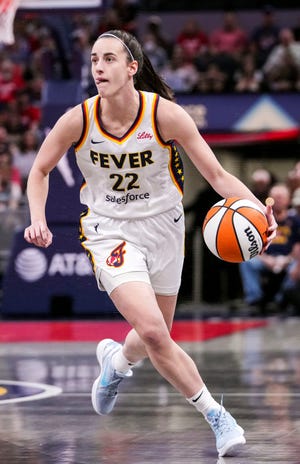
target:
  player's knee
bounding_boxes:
[138,324,170,351]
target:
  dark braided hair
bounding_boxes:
[97,30,174,101]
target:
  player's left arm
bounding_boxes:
[157,98,277,245]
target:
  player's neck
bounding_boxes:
[100,89,140,136]
[102,87,139,117]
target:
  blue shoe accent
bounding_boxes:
[91,339,132,415]
[206,407,246,457]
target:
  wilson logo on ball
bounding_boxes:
[244,226,260,259]
[202,197,268,263]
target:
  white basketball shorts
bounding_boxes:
[79,203,185,296]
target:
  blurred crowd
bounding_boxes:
[144,8,300,95]
[1,1,300,314]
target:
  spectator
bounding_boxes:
[283,242,300,316]
[175,18,208,62]
[32,28,63,80]
[0,58,26,104]
[96,8,123,37]
[0,127,11,154]
[239,183,300,315]
[197,62,228,93]
[0,146,22,212]
[250,4,280,67]
[0,145,24,289]
[144,15,173,58]
[26,73,44,102]
[263,27,300,91]
[142,32,168,72]
[21,17,45,54]
[209,11,248,60]
[1,86,40,139]
[7,21,32,64]
[110,0,139,36]
[70,27,94,95]
[290,187,300,217]
[161,45,199,93]
[16,89,41,129]
[1,101,30,139]
[13,128,40,194]
[287,161,300,194]
[249,168,276,203]
[201,11,248,91]
[283,189,300,314]
[234,53,264,93]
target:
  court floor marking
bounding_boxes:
[60,392,300,397]
[0,380,62,404]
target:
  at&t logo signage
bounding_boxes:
[15,248,93,282]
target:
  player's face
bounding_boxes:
[91,38,137,97]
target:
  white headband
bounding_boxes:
[98,33,135,62]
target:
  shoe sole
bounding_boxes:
[91,338,116,415]
[218,430,246,457]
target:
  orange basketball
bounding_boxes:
[202,197,268,263]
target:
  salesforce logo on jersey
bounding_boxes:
[15,248,93,282]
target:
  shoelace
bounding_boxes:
[101,376,124,396]
[209,395,235,437]
[99,344,122,387]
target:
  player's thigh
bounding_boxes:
[156,294,178,331]
[111,281,170,339]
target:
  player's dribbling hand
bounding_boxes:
[24,221,53,248]
[263,197,277,251]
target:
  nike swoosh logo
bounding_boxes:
[91,139,104,144]
[174,213,183,223]
[192,392,203,403]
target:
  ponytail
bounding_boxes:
[134,51,174,101]
[96,30,174,101]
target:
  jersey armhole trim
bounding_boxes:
[74,100,89,150]
[152,94,173,149]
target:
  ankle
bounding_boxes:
[187,385,221,416]
[112,348,135,374]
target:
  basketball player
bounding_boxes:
[24,30,277,457]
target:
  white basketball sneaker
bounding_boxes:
[206,407,246,457]
[91,339,132,415]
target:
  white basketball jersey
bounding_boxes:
[74,91,184,219]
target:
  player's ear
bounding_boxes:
[128,60,138,77]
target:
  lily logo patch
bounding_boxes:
[0,380,62,404]
[106,241,126,267]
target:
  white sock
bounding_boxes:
[187,385,221,416]
[112,348,135,374]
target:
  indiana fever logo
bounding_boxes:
[106,241,126,267]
